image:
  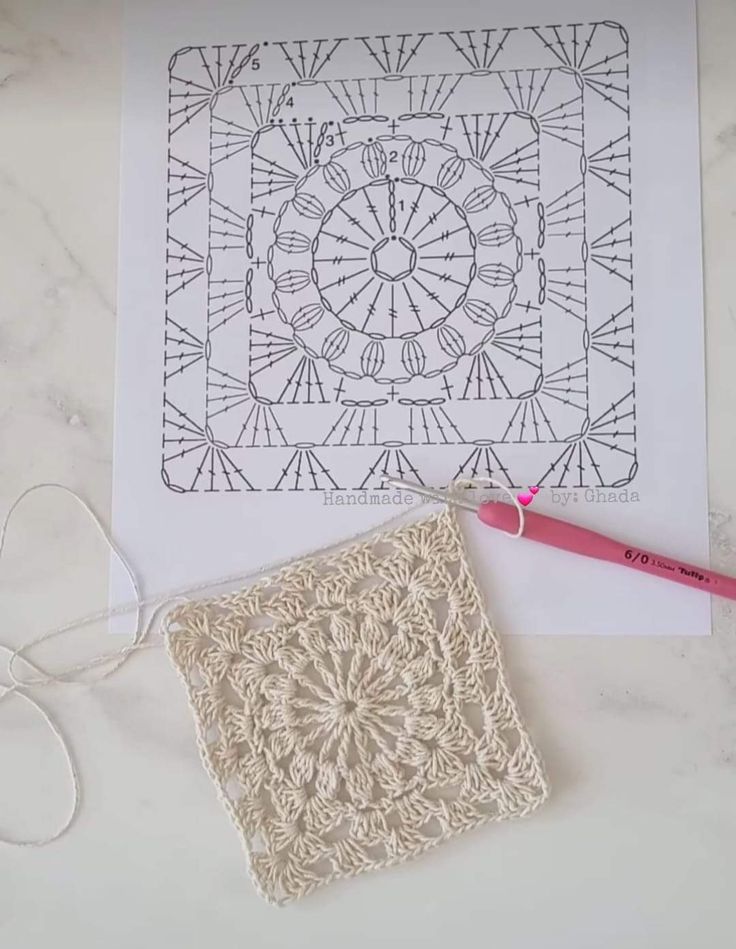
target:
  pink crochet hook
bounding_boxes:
[385,479,736,601]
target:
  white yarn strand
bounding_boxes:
[0,483,149,846]
[0,646,81,847]
[0,480,524,848]
[450,476,526,537]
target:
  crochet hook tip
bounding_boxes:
[382,477,479,512]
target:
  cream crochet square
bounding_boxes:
[165,511,548,903]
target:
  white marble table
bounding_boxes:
[1,2,735,946]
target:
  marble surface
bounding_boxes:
[1,1,735,946]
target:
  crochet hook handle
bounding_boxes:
[479,502,736,600]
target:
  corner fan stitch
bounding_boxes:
[165,510,548,903]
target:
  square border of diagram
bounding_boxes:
[162,22,636,493]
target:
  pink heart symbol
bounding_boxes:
[517,491,534,507]
[530,486,539,495]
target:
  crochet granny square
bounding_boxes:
[165,511,548,903]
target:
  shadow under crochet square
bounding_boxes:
[165,509,548,904]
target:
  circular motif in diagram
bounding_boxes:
[314,179,476,339]
[268,135,522,384]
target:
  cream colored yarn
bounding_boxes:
[165,509,548,904]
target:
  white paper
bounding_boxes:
[114,0,709,635]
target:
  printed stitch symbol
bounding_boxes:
[270,136,520,386]
[162,23,636,493]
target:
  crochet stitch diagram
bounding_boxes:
[162,22,636,492]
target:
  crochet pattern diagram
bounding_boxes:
[162,22,636,492]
